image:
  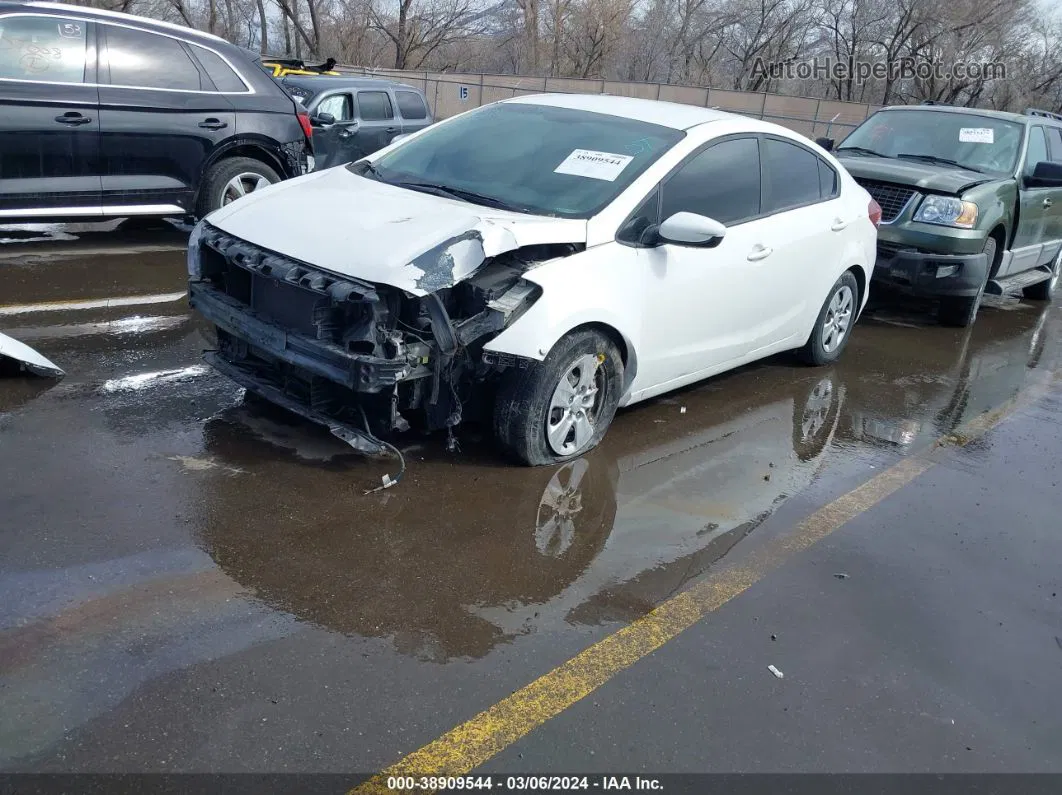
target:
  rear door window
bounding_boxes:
[0,15,90,83]
[104,25,202,91]
[357,91,394,121]
[763,138,826,212]
[396,90,428,120]
[190,44,247,92]
[818,159,838,198]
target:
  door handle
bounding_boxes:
[831,218,851,231]
[385,126,400,134]
[55,112,91,126]
[747,245,773,261]
[1044,197,1054,208]
[198,118,228,130]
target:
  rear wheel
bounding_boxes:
[493,330,623,466]
[196,157,280,218]
[1023,248,1060,301]
[938,236,995,327]
[798,271,859,366]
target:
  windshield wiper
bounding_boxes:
[395,180,529,213]
[896,153,984,173]
[836,145,889,158]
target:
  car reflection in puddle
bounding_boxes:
[194,368,844,662]
[846,301,1056,450]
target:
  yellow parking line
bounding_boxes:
[351,371,1058,794]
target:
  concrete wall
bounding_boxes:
[338,67,875,141]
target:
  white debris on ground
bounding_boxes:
[101,365,210,393]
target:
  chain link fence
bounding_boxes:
[338,67,879,141]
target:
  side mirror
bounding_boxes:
[815,136,835,152]
[310,112,336,127]
[1025,160,1062,188]
[654,212,727,247]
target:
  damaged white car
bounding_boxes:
[187,94,879,465]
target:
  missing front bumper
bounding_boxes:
[188,282,414,392]
[205,351,387,455]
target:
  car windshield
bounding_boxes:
[839,110,1023,176]
[354,102,686,218]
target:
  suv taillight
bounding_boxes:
[869,198,882,228]
[297,110,313,141]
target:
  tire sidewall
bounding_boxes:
[198,157,280,218]
[805,271,859,365]
[508,331,624,466]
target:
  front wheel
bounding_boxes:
[493,330,624,466]
[196,157,280,218]
[798,271,859,366]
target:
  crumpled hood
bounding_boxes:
[838,155,999,195]
[203,166,587,295]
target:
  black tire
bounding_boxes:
[493,330,623,466]
[1022,252,1060,301]
[938,237,996,327]
[195,157,281,218]
[798,270,860,366]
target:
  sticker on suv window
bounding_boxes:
[959,128,994,144]
[554,149,634,181]
[58,22,83,38]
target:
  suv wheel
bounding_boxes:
[197,157,280,217]
[493,330,623,466]
[1023,248,1061,302]
[938,236,996,327]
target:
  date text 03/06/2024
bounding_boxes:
[385,776,665,791]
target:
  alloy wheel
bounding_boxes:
[822,285,854,353]
[546,354,607,456]
[222,173,272,205]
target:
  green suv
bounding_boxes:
[827,104,1062,326]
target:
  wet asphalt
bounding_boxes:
[1,221,1060,779]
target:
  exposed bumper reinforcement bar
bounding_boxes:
[205,351,387,456]
[189,282,410,393]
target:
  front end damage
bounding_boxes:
[188,222,578,453]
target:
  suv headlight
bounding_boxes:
[914,196,978,228]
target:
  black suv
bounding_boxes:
[0,1,313,222]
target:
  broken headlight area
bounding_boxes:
[188,224,567,448]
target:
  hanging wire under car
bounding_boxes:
[358,405,407,494]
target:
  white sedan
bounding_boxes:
[188,93,880,466]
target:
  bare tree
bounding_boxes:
[370,0,488,69]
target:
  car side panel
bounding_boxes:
[98,85,236,210]
[0,13,102,215]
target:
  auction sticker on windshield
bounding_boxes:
[554,149,634,181]
[959,128,994,144]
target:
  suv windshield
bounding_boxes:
[839,110,1024,176]
[354,102,685,218]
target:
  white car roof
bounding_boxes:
[503,93,742,130]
